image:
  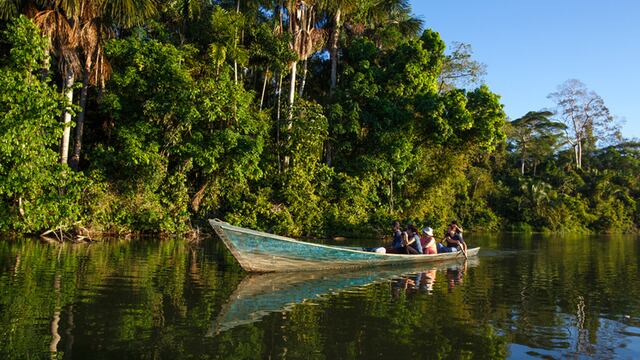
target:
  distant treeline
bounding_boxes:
[0,1,637,237]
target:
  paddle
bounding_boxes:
[446,236,467,259]
[459,243,468,259]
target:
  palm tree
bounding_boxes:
[319,0,360,95]
[0,0,156,168]
[1,0,156,168]
[70,0,156,170]
[284,0,324,113]
[280,0,324,168]
[32,4,81,165]
[357,0,422,49]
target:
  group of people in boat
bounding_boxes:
[384,220,467,255]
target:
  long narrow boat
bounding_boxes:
[209,219,479,273]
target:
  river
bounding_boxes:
[1,233,639,359]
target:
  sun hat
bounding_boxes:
[422,227,433,236]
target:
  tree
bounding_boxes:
[31,4,80,165]
[319,0,360,95]
[0,16,81,232]
[508,111,566,175]
[280,0,324,168]
[1,0,156,168]
[69,0,157,170]
[548,79,620,169]
[284,0,324,112]
[356,0,423,49]
[438,42,486,93]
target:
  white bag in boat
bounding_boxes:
[374,247,386,254]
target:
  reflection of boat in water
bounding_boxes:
[209,219,479,272]
[210,258,478,334]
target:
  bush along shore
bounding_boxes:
[0,3,638,240]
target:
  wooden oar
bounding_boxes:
[459,243,468,259]
[449,238,467,259]
[446,233,467,259]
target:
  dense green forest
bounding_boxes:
[0,1,638,237]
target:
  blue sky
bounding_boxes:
[410,0,640,139]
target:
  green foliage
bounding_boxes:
[0,16,82,233]
[208,6,248,69]
[0,5,637,237]
[281,100,332,236]
[247,22,296,73]
[1,15,48,73]
[85,30,270,233]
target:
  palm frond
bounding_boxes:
[33,8,82,76]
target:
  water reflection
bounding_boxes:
[0,234,639,359]
[214,259,474,334]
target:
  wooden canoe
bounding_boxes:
[209,219,480,273]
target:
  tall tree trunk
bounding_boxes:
[298,59,307,97]
[191,180,209,212]
[577,141,583,169]
[233,0,241,84]
[276,72,283,125]
[329,8,341,95]
[288,61,297,119]
[70,74,89,171]
[18,197,25,218]
[284,61,297,169]
[276,72,283,173]
[521,157,525,175]
[574,142,580,169]
[60,72,75,165]
[260,67,269,110]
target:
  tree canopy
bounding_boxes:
[0,2,637,236]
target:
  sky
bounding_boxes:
[410,0,640,139]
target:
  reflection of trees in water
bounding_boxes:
[1,235,638,358]
[49,273,61,354]
[0,238,241,359]
[575,295,592,355]
[475,233,640,357]
[0,238,505,359]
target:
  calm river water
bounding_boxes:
[1,233,639,359]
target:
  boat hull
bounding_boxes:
[209,219,479,272]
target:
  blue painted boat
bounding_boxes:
[209,219,480,273]
[210,259,477,333]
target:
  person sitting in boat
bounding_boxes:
[402,225,423,254]
[420,227,438,254]
[449,220,467,252]
[383,220,405,253]
[438,225,458,253]
[438,223,465,253]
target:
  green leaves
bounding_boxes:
[2,15,49,74]
[1,5,636,237]
[0,16,82,232]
